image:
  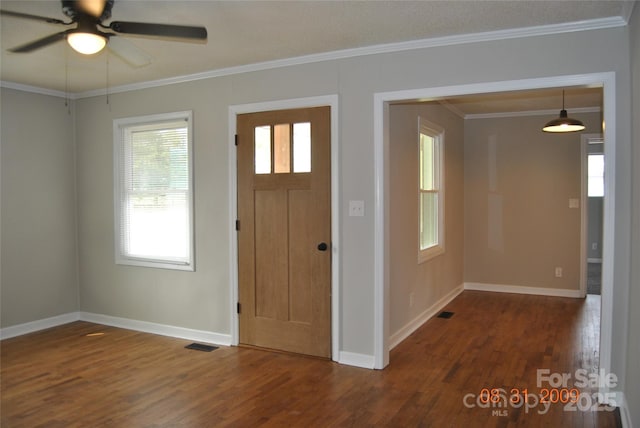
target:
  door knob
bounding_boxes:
[317,242,328,251]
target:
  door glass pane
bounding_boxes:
[274,123,291,173]
[293,122,311,173]
[255,125,271,174]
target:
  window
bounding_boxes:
[114,111,194,271]
[418,119,445,263]
[588,153,604,197]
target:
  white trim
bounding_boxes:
[389,285,463,350]
[373,95,388,369]
[580,136,588,298]
[374,72,616,372]
[2,17,626,99]
[464,282,583,298]
[466,106,601,120]
[0,312,80,340]
[0,81,69,99]
[338,351,375,369]
[228,95,341,361]
[79,312,231,346]
[617,392,633,428]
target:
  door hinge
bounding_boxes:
[237,302,241,314]
[235,134,238,146]
[235,220,240,231]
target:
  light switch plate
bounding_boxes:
[349,200,365,217]
[569,198,580,209]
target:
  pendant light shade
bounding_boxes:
[542,90,585,133]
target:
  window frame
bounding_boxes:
[418,118,445,264]
[113,111,195,271]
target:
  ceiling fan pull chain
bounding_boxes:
[65,44,71,115]
[106,50,110,108]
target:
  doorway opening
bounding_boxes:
[583,134,605,296]
[374,73,617,378]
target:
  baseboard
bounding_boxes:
[389,284,464,350]
[616,392,633,428]
[464,282,583,298]
[79,312,232,346]
[0,312,80,340]
[338,351,375,369]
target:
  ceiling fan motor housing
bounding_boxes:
[62,0,114,21]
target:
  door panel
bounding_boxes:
[237,106,331,358]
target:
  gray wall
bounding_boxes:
[1,89,79,326]
[626,3,640,426]
[588,197,603,260]
[464,112,602,290]
[389,103,464,339]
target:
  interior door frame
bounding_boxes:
[374,73,617,382]
[228,95,340,361]
[580,133,605,297]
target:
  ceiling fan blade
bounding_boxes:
[108,37,153,68]
[0,10,69,25]
[8,31,68,53]
[107,21,207,40]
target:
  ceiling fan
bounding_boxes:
[1,0,207,56]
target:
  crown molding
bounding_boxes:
[1,16,628,99]
[465,106,601,120]
[0,80,74,99]
[621,1,636,23]
[437,99,467,118]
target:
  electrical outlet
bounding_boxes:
[409,293,415,307]
[555,267,563,278]
[592,243,598,250]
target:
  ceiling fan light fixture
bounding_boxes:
[67,32,107,55]
[542,90,585,133]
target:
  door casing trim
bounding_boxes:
[229,95,340,361]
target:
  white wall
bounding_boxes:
[72,26,632,365]
[1,89,79,327]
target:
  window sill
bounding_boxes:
[418,245,445,264]
[116,257,195,272]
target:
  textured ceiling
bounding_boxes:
[0,0,634,96]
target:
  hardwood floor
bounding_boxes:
[1,291,620,427]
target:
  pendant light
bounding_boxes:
[542,90,585,133]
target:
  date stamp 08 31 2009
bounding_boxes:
[462,368,619,417]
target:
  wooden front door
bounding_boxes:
[237,106,331,358]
